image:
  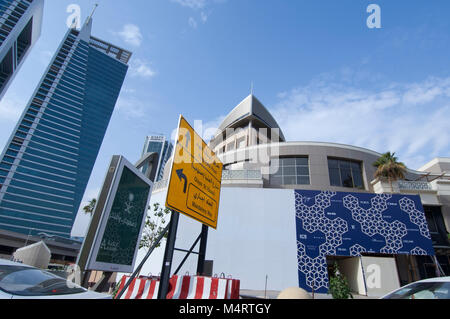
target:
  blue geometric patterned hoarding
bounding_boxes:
[295,190,435,294]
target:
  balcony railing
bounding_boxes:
[152,170,263,192]
[397,180,432,191]
[222,170,262,181]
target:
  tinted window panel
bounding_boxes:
[296,158,309,166]
[329,168,341,186]
[283,166,296,176]
[297,176,310,185]
[284,176,297,185]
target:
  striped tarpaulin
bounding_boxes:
[116,276,160,299]
[116,275,240,300]
[167,275,240,300]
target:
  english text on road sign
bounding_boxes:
[166,116,223,229]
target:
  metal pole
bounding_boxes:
[410,255,419,281]
[157,211,180,299]
[174,233,202,275]
[432,255,445,277]
[24,228,34,247]
[264,275,268,299]
[116,223,170,299]
[92,271,113,293]
[81,270,92,289]
[196,224,209,275]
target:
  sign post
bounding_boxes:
[157,210,179,299]
[197,224,209,275]
[158,115,223,299]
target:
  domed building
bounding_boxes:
[142,94,450,298]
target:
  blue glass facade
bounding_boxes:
[0,20,131,238]
[141,136,174,182]
[0,0,44,99]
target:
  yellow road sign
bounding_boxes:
[165,116,223,229]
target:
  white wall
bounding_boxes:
[337,258,366,295]
[361,256,401,298]
[128,188,299,291]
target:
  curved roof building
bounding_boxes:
[210,94,286,151]
[143,94,450,298]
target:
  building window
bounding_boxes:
[423,206,449,247]
[328,158,364,189]
[237,136,247,149]
[425,209,439,235]
[270,157,310,186]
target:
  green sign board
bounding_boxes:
[95,166,151,265]
[80,156,153,273]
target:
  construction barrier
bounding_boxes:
[167,274,240,300]
[116,274,240,300]
[116,276,160,299]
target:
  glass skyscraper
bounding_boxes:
[0,0,44,100]
[141,135,174,182]
[0,17,132,238]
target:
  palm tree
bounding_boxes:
[373,152,407,193]
[83,198,97,216]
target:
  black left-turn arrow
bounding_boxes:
[176,169,188,194]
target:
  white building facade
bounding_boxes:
[132,95,450,297]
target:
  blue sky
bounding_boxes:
[0,0,449,236]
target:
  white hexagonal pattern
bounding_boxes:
[296,191,349,291]
[399,197,431,239]
[343,194,408,253]
[410,247,428,256]
[296,191,434,293]
[350,244,367,257]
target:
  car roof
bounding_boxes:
[415,277,450,283]
[0,258,34,268]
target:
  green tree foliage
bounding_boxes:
[373,152,407,193]
[83,198,97,216]
[139,202,171,250]
[328,262,354,299]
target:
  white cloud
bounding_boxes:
[39,50,54,66]
[129,58,156,78]
[402,77,450,105]
[0,95,25,121]
[172,0,223,28]
[115,24,143,47]
[172,0,208,9]
[270,75,450,170]
[116,94,151,119]
[172,0,227,9]
[188,17,198,29]
[200,11,208,23]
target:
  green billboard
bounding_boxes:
[79,156,153,273]
[95,166,151,265]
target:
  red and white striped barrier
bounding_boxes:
[116,276,160,299]
[167,275,240,300]
[116,274,240,300]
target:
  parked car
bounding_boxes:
[0,259,111,299]
[381,277,450,299]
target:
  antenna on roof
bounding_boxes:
[87,3,99,25]
[250,81,254,95]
